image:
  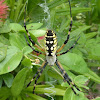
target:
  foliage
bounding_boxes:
[0,0,100,100]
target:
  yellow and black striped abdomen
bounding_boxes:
[45,30,57,56]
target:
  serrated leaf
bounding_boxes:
[11,68,28,96]
[0,46,23,75]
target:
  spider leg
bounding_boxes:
[27,61,48,94]
[24,4,45,52]
[24,34,43,54]
[57,37,80,56]
[33,61,48,93]
[55,60,80,94]
[57,0,72,53]
[27,66,43,87]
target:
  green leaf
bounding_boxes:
[35,86,65,96]
[27,85,65,96]
[21,92,33,100]
[72,7,91,14]
[0,46,23,75]
[27,0,43,15]
[70,25,91,38]
[58,53,89,74]
[85,69,100,83]
[85,39,100,60]
[89,44,100,60]
[48,0,66,9]
[47,67,63,80]
[56,7,91,16]
[58,53,100,83]
[63,88,75,100]
[23,46,32,55]
[0,45,7,62]
[22,58,32,67]
[14,0,23,22]
[78,32,86,45]
[2,73,14,88]
[74,75,88,84]
[22,23,45,38]
[16,95,23,100]
[85,32,97,39]
[0,35,10,45]
[26,32,37,43]
[9,33,26,50]
[59,18,70,33]
[27,23,43,30]
[0,87,11,100]
[49,9,56,29]
[29,29,46,37]
[27,93,47,100]
[74,75,89,89]
[10,23,24,32]
[11,68,28,97]
[0,20,11,33]
[63,88,88,100]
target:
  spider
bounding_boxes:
[24,0,80,95]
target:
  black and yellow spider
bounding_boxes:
[24,0,80,94]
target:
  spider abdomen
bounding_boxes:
[45,30,57,56]
[46,55,56,65]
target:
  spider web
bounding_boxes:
[44,80,57,100]
[38,0,51,29]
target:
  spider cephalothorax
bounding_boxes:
[45,30,57,56]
